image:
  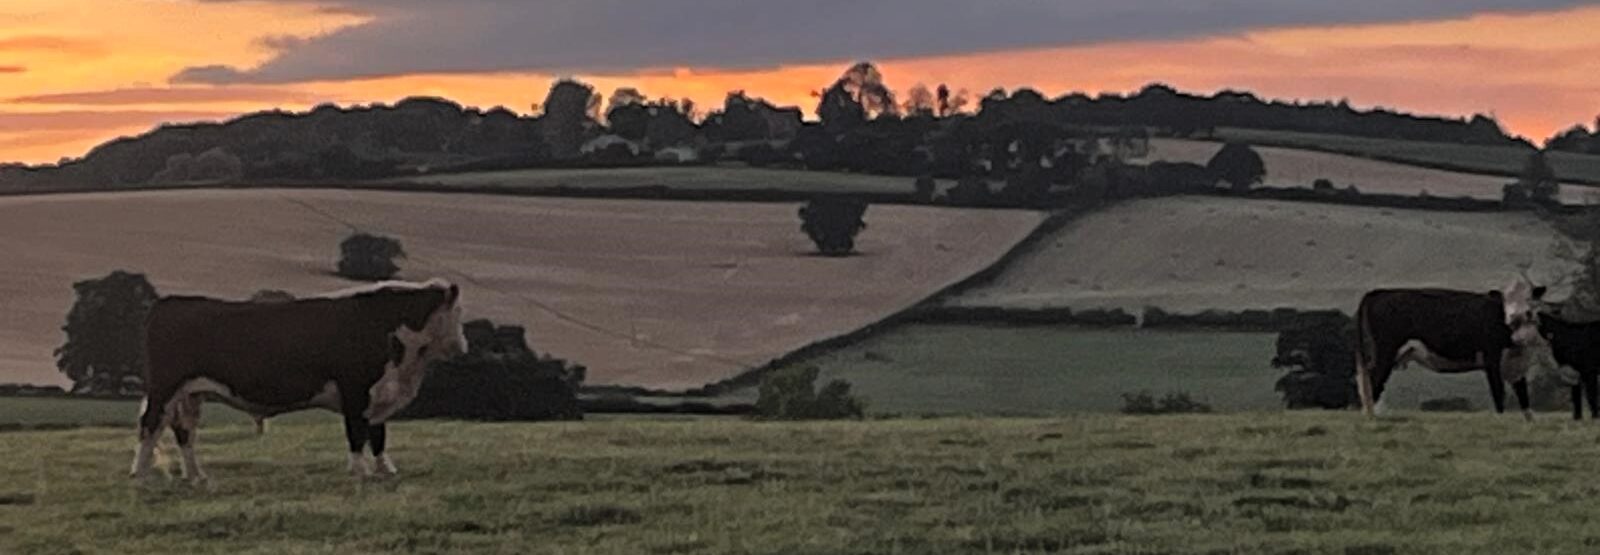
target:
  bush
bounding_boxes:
[1207,142,1266,192]
[798,198,869,256]
[945,175,993,206]
[1271,312,1357,409]
[754,366,864,420]
[337,232,406,281]
[1121,391,1212,415]
[913,176,938,202]
[394,319,584,421]
[54,270,159,396]
[1313,178,1335,192]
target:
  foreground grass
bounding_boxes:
[5,414,1600,554]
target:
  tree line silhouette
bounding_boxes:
[4,61,1583,193]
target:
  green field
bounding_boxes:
[384,166,940,196]
[1214,128,1600,185]
[793,325,1489,414]
[4,414,1600,554]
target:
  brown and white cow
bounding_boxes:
[1353,278,1546,419]
[130,279,466,481]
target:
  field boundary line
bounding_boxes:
[690,202,1104,396]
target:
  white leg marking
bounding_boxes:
[130,436,158,478]
[348,451,371,477]
[374,454,398,476]
[180,444,207,482]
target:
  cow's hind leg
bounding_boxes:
[131,384,178,479]
[171,394,206,482]
[369,424,397,476]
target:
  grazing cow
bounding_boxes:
[1535,312,1600,420]
[130,279,466,481]
[1353,280,1545,419]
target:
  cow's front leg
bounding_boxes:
[1485,361,1507,414]
[1511,378,1533,421]
[339,385,372,477]
[369,424,397,476]
[1584,368,1600,420]
[1573,384,1585,421]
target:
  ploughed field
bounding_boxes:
[948,196,1576,314]
[4,413,1599,554]
[1137,138,1597,205]
[0,188,1043,390]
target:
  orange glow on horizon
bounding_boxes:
[2,2,1598,164]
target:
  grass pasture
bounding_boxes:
[5,414,1600,554]
[796,324,1489,415]
[1139,138,1597,205]
[0,188,1042,390]
[1211,127,1600,186]
[949,196,1576,314]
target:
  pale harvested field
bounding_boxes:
[1137,138,1597,205]
[950,196,1575,313]
[0,189,1043,390]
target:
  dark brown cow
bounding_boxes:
[130,279,466,481]
[1353,279,1544,419]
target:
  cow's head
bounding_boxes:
[367,280,466,423]
[1501,276,1548,347]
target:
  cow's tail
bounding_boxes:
[1353,293,1376,417]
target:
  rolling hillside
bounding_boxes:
[948,196,1576,313]
[0,188,1043,390]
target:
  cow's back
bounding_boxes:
[1358,288,1507,360]
[145,296,389,406]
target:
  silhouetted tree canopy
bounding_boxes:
[1208,142,1267,191]
[798,198,869,256]
[337,232,406,281]
[541,79,600,159]
[55,270,158,396]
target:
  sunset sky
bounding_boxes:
[1,0,1598,164]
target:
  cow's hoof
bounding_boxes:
[347,453,371,477]
[373,455,398,477]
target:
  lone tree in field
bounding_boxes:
[755,366,864,420]
[55,270,159,396]
[1519,150,1560,205]
[337,232,406,281]
[1207,142,1266,192]
[798,198,869,256]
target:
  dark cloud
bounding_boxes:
[0,111,235,132]
[176,0,1597,84]
[0,66,23,74]
[8,86,326,106]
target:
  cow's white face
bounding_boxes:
[366,287,466,423]
[1502,278,1542,347]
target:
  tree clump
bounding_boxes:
[395,319,584,421]
[798,198,869,256]
[754,366,864,420]
[337,232,406,281]
[55,270,159,396]
[1207,142,1266,192]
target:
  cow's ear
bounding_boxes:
[1533,286,1548,300]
